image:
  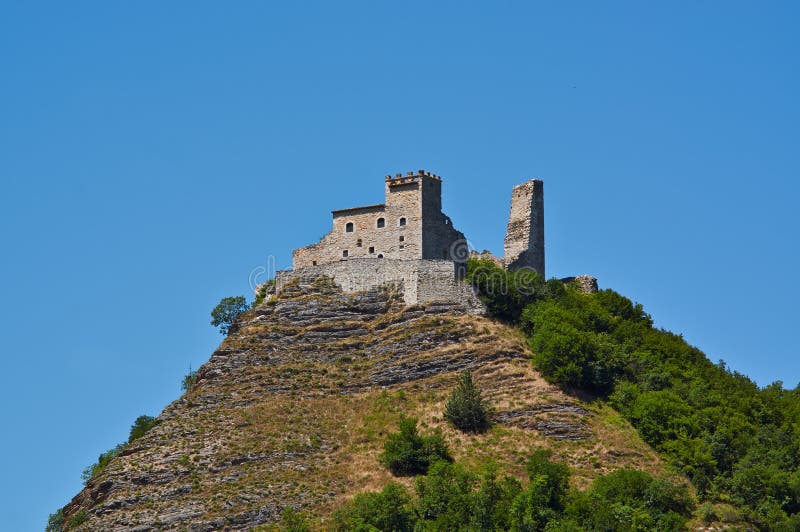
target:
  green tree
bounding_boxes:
[379,416,452,476]
[444,370,490,433]
[128,415,157,443]
[210,295,249,335]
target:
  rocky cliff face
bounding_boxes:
[63,277,663,530]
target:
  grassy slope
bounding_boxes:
[62,281,675,530]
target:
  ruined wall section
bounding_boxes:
[419,176,467,266]
[503,179,545,277]
[276,259,484,312]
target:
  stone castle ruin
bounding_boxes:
[274,170,551,311]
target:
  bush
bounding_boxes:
[128,415,157,443]
[66,510,89,528]
[182,367,198,392]
[45,509,64,532]
[466,258,551,322]
[332,482,414,531]
[279,507,311,531]
[379,417,452,476]
[444,370,490,433]
[210,295,249,335]
[81,444,124,485]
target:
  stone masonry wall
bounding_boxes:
[503,179,545,277]
[275,259,484,313]
[293,171,465,270]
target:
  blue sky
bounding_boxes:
[1,1,798,529]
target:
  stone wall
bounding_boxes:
[275,258,484,313]
[503,179,545,277]
[292,171,466,269]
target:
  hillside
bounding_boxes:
[58,276,668,530]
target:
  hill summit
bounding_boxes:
[59,276,663,529]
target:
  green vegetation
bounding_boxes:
[67,511,89,528]
[80,413,159,487]
[335,449,691,531]
[128,415,158,442]
[210,295,250,335]
[444,370,490,433]
[45,510,64,532]
[468,257,800,529]
[81,444,124,486]
[182,366,198,392]
[379,416,452,476]
[277,507,311,531]
[254,280,275,306]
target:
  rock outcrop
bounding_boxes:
[62,276,661,530]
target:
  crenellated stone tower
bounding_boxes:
[503,179,545,277]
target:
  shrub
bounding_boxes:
[279,507,311,531]
[81,444,124,485]
[466,258,549,322]
[379,417,452,476]
[182,367,198,392]
[45,509,64,532]
[66,510,89,528]
[332,482,414,531]
[444,370,490,433]
[210,295,250,335]
[128,415,157,443]
[254,280,275,306]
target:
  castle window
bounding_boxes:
[357,238,362,247]
[343,250,349,258]
[399,236,404,242]
[377,254,384,258]
[399,217,406,226]
[345,222,354,233]
[369,246,375,254]
[399,244,405,250]
[376,217,385,228]
[312,260,317,266]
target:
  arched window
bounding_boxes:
[377,253,384,258]
[345,222,354,233]
[399,217,406,226]
[376,217,385,228]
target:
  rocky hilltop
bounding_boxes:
[62,277,663,530]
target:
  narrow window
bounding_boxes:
[345,222,354,233]
[368,246,375,254]
[399,236,404,242]
[312,260,317,266]
[399,244,405,250]
[357,238,362,247]
[399,217,406,226]
[377,217,385,228]
[343,250,349,258]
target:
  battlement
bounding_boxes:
[385,170,441,188]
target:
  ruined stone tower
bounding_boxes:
[503,179,545,277]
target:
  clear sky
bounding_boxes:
[1,1,798,529]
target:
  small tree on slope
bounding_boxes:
[210,296,249,335]
[444,370,490,433]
